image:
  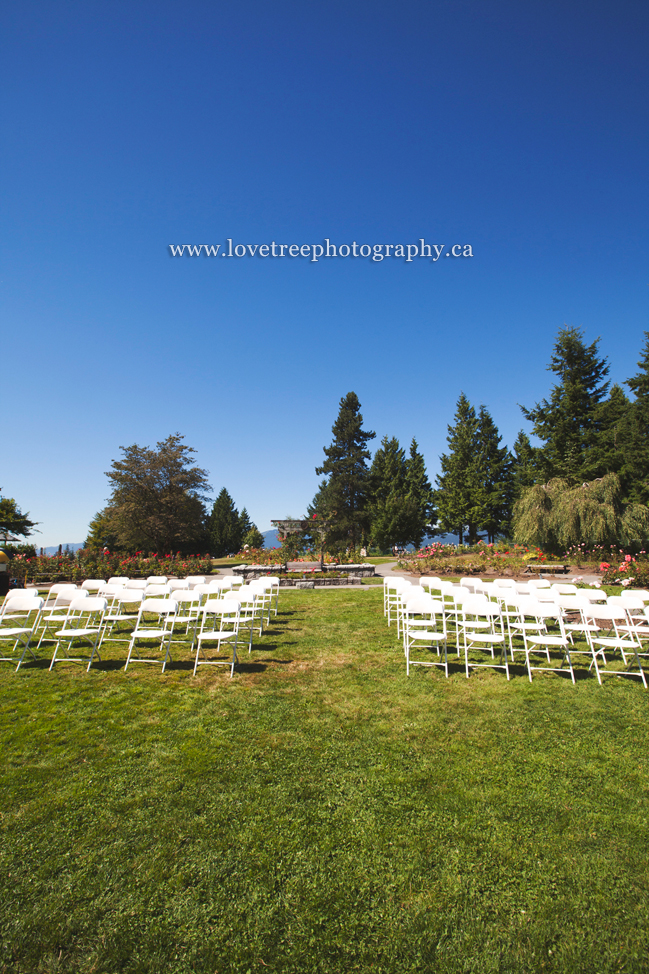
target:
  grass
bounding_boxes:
[2,590,649,973]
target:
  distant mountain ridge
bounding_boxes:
[43,543,84,555]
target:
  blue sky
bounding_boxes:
[3,0,648,546]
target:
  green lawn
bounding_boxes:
[2,590,649,973]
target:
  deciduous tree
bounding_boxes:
[100,434,210,553]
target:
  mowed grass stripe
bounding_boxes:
[1,590,648,973]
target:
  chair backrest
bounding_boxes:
[48,584,78,595]
[222,575,243,587]
[555,595,590,611]
[146,576,168,583]
[145,584,170,597]
[582,604,626,622]
[515,583,533,595]
[115,590,144,604]
[493,578,516,589]
[626,589,649,602]
[126,580,147,590]
[207,578,232,591]
[170,590,202,604]
[68,596,107,614]
[404,596,440,617]
[1,595,43,617]
[223,590,242,602]
[98,583,126,597]
[551,583,578,596]
[518,598,561,621]
[202,598,239,616]
[527,578,551,589]
[140,598,177,615]
[609,595,645,611]
[185,576,206,587]
[168,579,190,591]
[81,579,106,591]
[108,577,130,584]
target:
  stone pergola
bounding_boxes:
[270,516,335,569]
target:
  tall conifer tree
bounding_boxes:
[367,436,419,550]
[521,326,610,483]
[209,488,242,557]
[435,393,481,544]
[314,392,376,549]
[475,406,514,543]
[404,438,436,548]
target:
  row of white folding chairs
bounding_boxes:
[401,589,647,686]
[0,580,280,676]
[385,578,648,686]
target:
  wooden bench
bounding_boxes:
[525,563,569,575]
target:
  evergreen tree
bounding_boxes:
[624,331,649,502]
[475,406,514,543]
[367,436,419,550]
[404,438,436,548]
[521,326,610,483]
[209,488,243,557]
[84,507,121,551]
[435,393,481,544]
[238,507,252,538]
[242,525,265,550]
[593,385,634,485]
[511,431,537,499]
[314,392,376,550]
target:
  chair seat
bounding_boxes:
[408,630,446,642]
[526,635,568,648]
[466,633,506,644]
[54,627,100,638]
[131,627,170,639]
[0,627,33,637]
[196,629,237,642]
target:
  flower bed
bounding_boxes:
[398,542,549,576]
[9,551,214,583]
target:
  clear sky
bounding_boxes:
[3,0,648,546]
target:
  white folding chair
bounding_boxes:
[193,599,240,677]
[581,604,647,687]
[108,577,130,584]
[125,580,147,590]
[527,578,551,590]
[170,590,203,642]
[520,601,575,683]
[462,598,509,680]
[99,590,145,646]
[146,576,168,584]
[49,597,108,671]
[0,596,44,670]
[265,576,280,615]
[403,596,448,677]
[125,598,178,672]
[248,580,273,627]
[224,590,256,652]
[205,578,233,597]
[37,589,89,648]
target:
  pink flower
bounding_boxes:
[625,554,633,562]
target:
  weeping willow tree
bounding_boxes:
[512,473,649,550]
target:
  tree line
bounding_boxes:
[7,324,649,557]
